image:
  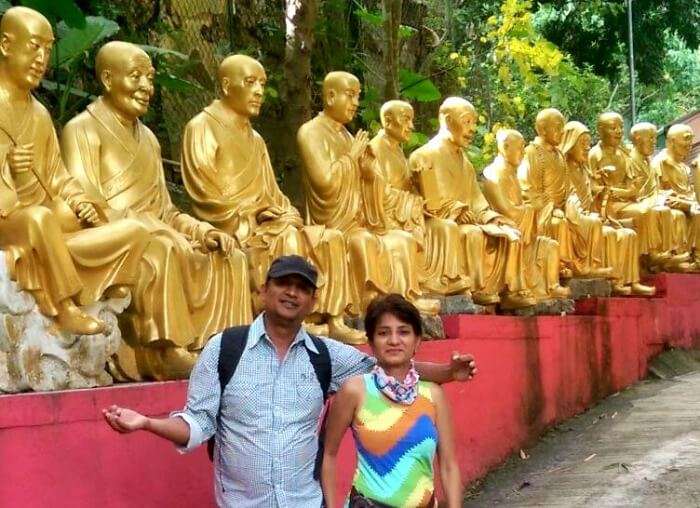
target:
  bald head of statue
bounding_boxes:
[666,123,694,161]
[438,97,477,149]
[380,100,414,143]
[96,41,155,122]
[534,108,565,147]
[322,71,361,125]
[630,122,657,157]
[597,111,624,148]
[0,6,54,90]
[218,54,266,118]
[496,129,525,167]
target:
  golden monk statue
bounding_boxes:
[588,112,686,270]
[297,72,439,314]
[180,54,363,343]
[519,108,611,279]
[482,129,570,300]
[60,42,252,380]
[409,97,536,309]
[0,7,150,335]
[560,121,654,296]
[369,100,470,295]
[653,124,700,269]
[628,122,691,271]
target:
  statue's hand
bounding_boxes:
[553,208,565,219]
[102,405,149,433]
[7,143,34,175]
[350,130,370,163]
[457,207,476,224]
[205,230,236,255]
[76,202,100,225]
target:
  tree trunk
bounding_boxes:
[281,0,317,207]
[382,0,402,100]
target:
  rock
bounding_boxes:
[503,298,576,317]
[565,278,612,300]
[436,294,489,315]
[0,252,129,393]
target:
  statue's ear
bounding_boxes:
[0,33,11,58]
[100,69,112,92]
[221,77,230,97]
[326,89,335,106]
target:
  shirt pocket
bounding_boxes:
[295,369,324,416]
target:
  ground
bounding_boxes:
[464,351,700,507]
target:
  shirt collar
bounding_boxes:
[247,312,319,354]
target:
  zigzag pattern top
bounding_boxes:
[351,373,438,507]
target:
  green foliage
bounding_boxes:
[21,0,84,28]
[54,16,119,68]
[399,69,441,102]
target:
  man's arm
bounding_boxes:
[102,406,190,446]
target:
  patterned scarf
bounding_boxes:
[372,362,420,405]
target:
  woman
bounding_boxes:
[321,294,462,508]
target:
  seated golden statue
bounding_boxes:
[179,54,363,343]
[60,42,252,380]
[297,71,439,314]
[652,124,700,270]
[409,97,536,309]
[0,7,150,335]
[519,108,611,279]
[560,121,654,296]
[368,100,470,295]
[589,112,686,270]
[482,129,570,300]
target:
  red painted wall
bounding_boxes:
[1,273,699,508]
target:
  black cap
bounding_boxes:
[266,255,318,288]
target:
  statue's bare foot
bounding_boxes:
[328,316,366,345]
[611,283,632,296]
[304,321,330,337]
[104,285,130,299]
[550,284,571,298]
[473,292,500,305]
[413,297,441,315]
[56,299,106,335]
[588,266,615,279]
[500,291,536,309]
[631,282,655,296]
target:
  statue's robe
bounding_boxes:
[181,100,349,317]
[410,136,527,298]
[482,157,561,299]
[61,98,252,379]
[567,160,641,286]
[297,113,424,310]
[589,142,679,256]
[519,138,605,275]
[368,132,469,295]
[0,95,148,318]
[653,149,700,258]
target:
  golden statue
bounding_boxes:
[179,55,363,343]
[519,108,611,279]
[369,100,470,295]
[628,122,691,271]
[409,97,536,309]
[588,112,686,270]
[482,129,570,300]
[0,7,150,335]
[652,123,700,269]
[60,42,252,380]
[560,121,654,296]
[297,72,439,314]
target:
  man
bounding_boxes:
[103,255,477,508]
[61,41,252,380]
[0,7,150,335]
[180,54,362,343]
[410,97,536,309]
[297,71,439,314]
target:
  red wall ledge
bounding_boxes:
[1,273,699,508]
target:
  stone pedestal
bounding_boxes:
[502,298,576,317]
[564,278,612,299]
[0,252,130,393]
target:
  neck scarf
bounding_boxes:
[372,361,420,405]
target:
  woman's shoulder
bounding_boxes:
[418,380,443,402]
[337,374,369,397]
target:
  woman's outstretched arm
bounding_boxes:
[432,385,463,507]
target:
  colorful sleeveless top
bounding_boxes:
[351,373,438,507]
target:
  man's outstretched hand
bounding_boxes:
[450,352,477,381]
[103,405,149,433]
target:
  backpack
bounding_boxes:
[206,325,332,481]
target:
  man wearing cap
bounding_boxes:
[103,254,477,508]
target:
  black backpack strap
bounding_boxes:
[305,334,333,481]
[207,325,250,461]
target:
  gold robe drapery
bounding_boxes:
[61,98,252,379]
[181,100,350,317]
[0,96,148,317]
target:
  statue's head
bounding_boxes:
[218,54,266,118]
[560,121,591,164]
[496,129,525,167]
[666,124,694,160]
[629,122,657,157]
[96,41,154,121]
[438,97,477,148]
[322,71,361,124]
[380,100,414,143]
[535,108,565,146]
[597,112,624,147]
[0,7,53,91]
